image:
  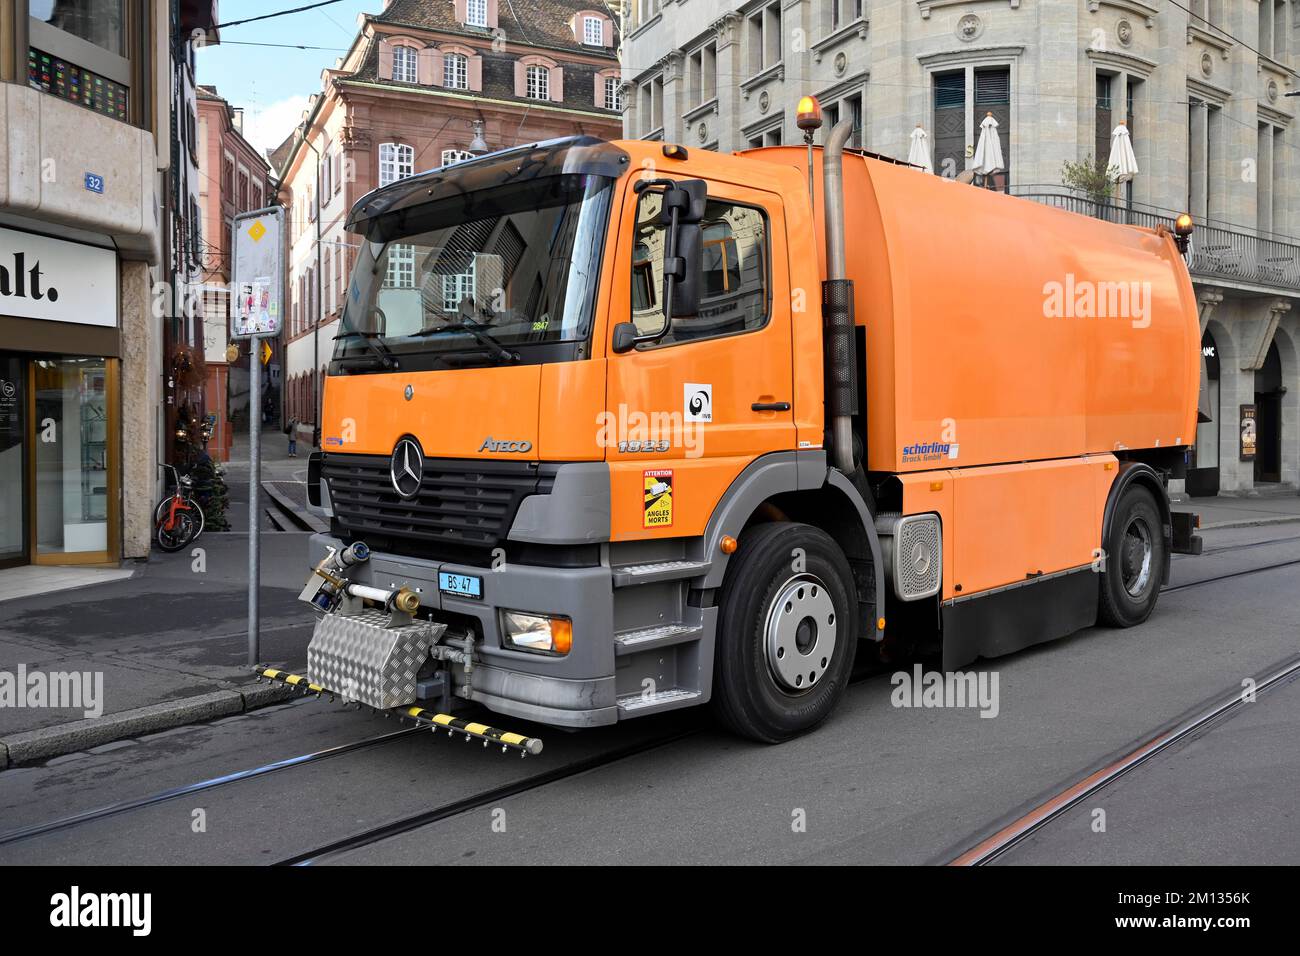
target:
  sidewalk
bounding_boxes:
[0,443,319,767]
[1172,488,1300,528]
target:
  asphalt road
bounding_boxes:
[1,521,1297,866]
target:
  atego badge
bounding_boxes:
[643,469,674,529]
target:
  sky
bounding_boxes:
[197,0,381,158]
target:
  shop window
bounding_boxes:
[33,357,116,561]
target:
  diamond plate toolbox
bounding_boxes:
[307,609,446,710]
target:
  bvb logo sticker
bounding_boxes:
[643,469,674,529]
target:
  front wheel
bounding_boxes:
[156,509,199,552]
[1098,483,1165,627]
[712,522,859,743]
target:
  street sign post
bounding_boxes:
[231,206,284,667]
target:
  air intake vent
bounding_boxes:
[875,512,942,601]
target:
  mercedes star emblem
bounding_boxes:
[389,438,424,499]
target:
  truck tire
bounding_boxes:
[1098,483,1165,628]
[712,522,859,743]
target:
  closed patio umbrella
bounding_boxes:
[971,112,1004,176]
[907,124,933,174]
[1106,120,1139,183]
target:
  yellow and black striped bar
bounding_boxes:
[258,668,327,696]
[254,668,544,756]
[404,706,544,756]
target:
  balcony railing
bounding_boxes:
[1008,186,1300,294]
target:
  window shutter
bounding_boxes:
[469,55,483,92]
[419,48,440,85]
[454,0,467,23]
[602,17,612,47]
[549,64,564,102]
[514,60,526,97]
[487,0,499,28]
[593,72,602,106]
[378,40,394,80]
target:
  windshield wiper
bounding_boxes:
[410,315,519,364]
[333,329,398,370]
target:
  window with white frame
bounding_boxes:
[604,75,622,111]
[385,244,415,289]
[442,270,476,311]
[442,149,474,166]
[583,16,603,45]
[444,52,468,89]
[526,64,550,100]
[466,0,488,27]
[378,143,414,186]
[392,45,418,83]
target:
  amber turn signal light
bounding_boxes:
[720,535,738,554]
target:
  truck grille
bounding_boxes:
[322,454,548,553]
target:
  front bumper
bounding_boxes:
[307,533,618,728]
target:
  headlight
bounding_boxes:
[500,611,572,656]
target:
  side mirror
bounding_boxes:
[611,321,639,354]
[664,222,702,318]
[659,179,707,225]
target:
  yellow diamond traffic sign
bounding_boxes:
[248,220,266,242]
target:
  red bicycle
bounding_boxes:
[154,463,205,552]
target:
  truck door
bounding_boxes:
[605,178,795,540]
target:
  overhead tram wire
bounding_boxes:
[213,0,347,31]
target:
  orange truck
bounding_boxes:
[296,114,1202,744]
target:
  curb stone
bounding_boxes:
[1201,515,1300,530]
[0,682,297,770]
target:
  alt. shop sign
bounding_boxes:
[0,226,117,328]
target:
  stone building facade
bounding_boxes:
[622,0,1300,496]
[275,0,623,446]
[0,1,213,567]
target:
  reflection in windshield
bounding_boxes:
[333,174,611,369]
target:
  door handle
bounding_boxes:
[751,401,791,412]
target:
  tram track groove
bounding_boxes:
[947,654,1300,865]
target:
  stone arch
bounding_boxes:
[1204,315,1242,490]
[1267,317,1299,487]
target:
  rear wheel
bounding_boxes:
[712,522,859,743]
[1098,483,1165,627]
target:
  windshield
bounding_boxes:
[332,173,613,372]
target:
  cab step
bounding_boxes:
[611,560,710,588]
[616,688,702,714]
[614,622,703,656]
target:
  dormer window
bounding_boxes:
[583,15,602,45]
[392,44,417,83]
[444,52,468,89]
[466,0,488,27]
[526,63,549,100]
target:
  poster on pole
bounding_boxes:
[230,206,284,340]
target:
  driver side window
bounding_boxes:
[631,191,769,346]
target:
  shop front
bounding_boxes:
[0,226,121,568]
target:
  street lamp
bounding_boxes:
[299,121,324,449]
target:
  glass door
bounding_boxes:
[0,355,27,568]
[32,357,119,564]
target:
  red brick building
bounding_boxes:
[275,0,623,442]
[196,85,276,461]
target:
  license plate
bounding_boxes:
[438,572,482,600]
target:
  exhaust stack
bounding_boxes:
[822,120,857,475]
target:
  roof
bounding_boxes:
[374,0,621,56]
